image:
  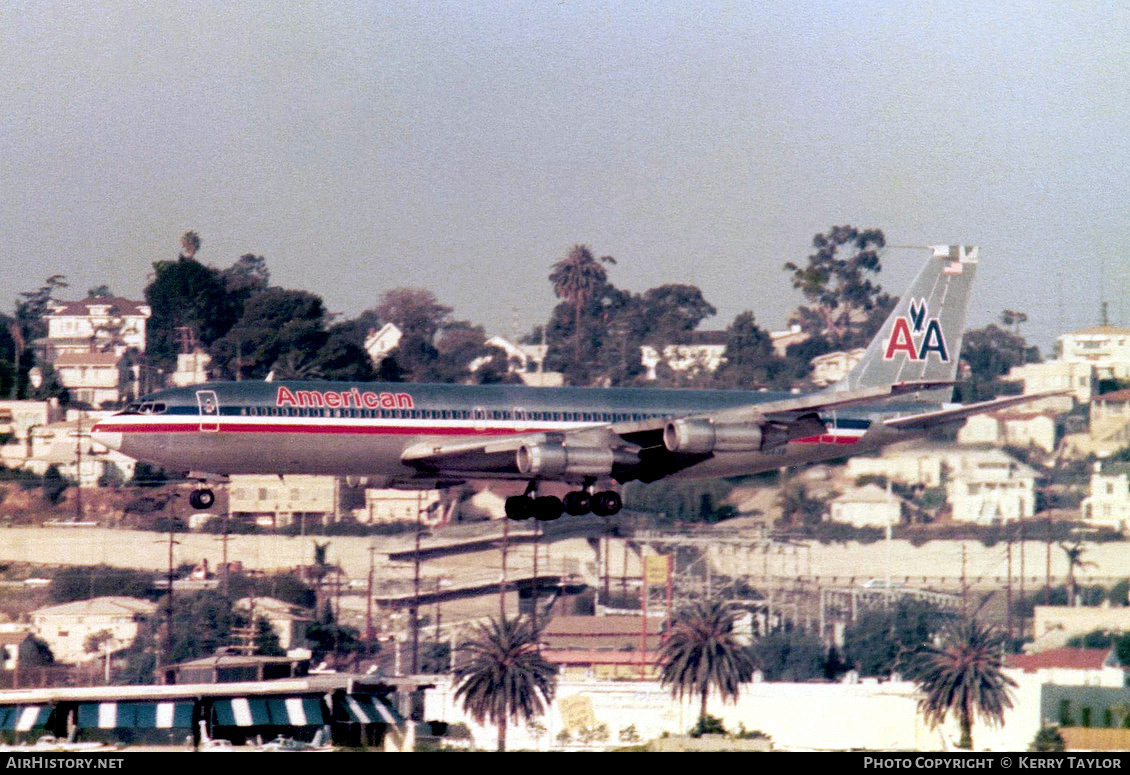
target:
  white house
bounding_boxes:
[31,597,156,665]
[24,416,136,487]
[52,352,125,407]
[639,331,727,381]
[945,449,1038,524]
[846,449,944,488]
[1005,359,1093,411]
[828,484,902,528]
[1081,462,1130,532]
[810,348,865,387]
[356,488,445,525]
[363,324,403,366]
[957,411,1058,454]
[228,475,362,528]
[1090,389,1130,450]
[233,597,313,652]
[42,297,151,361]
[1057,325,1130,381]
[171,349,212,387]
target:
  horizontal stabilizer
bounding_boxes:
[881,390,1070,431]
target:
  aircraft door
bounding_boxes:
[196,390,220,432]
[473,406,487,432]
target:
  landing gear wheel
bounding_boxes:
[189,488,215,510]
[563,491,592,516]
[532,496,564,521]
[505,495,533,520]
[591,490,622,517]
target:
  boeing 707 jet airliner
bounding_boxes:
[92,246,1053,521]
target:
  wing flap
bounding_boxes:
[882,390,1070,431]
[610,379,957,435]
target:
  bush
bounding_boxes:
[1029,727,1065,752]
[689,714,726,737]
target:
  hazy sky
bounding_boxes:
[2,1,1128,353]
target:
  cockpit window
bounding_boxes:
[125,401,167,415]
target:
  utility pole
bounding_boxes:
[1006,535,1013,642]
[531,520,540,635]
[162,495,180,674]
[961,543,968,619]
[366,542,376,643]
[411,492,422,674]
[1019,520,1027,641]
[74,414,83,522]
[499,515,509,619]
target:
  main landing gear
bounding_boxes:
[504,483,622,521]
[189,488,215,510]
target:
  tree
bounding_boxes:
[956,322,1041,402]
[658,601,755,722]
[145,255,233,370]
[550,245,616,373]
[209,288,326,380]
[914,618,1017,750]
[179,231,201,260]
[371,288,455,382]
[453,615,557,752]
[784,226,891,348]
[714,311,786,388]
[999,310,1028,335]
[167,591,235,663]
[750,627,827,682]
[41,464,67,505]
[1060,541,1096,606]
[18,636,54,667]
[637,284,716,346]
[14,275,68,398]
[776,482,826,528]
[252,616,284,657]
[842,598,951,678]
[305,608,364,668]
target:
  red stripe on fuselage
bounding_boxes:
[95,422,865,445]
[92,422,559,436]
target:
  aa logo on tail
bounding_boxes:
[882,299,949,362]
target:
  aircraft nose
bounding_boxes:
[89,423,122,452]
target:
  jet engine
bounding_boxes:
[516,442,636,477]
[663,418,792,455]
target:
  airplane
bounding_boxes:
[92,245,1056,521]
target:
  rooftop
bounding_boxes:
[1006,648,1113,672]
[32,597,156,618]
[46,298,150,318]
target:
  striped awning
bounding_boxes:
[0,706,52,731]
[342,695,401,725]
[212,697,324,727]
[76,701,193,730]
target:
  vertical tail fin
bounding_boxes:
[834,245,978,403]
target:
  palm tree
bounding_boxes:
[180,231,201,260]
[913,618,1017,750]
[453,615,557,752]
[549,244,616,372]
[658,601,755,723]
[1059,541,1095,606]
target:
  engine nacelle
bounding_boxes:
[516,443,635,477]
[664,419,789,454]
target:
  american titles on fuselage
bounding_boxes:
[274,386,414,410]
[882,298,949,363]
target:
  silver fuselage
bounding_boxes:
[91,380,925,487]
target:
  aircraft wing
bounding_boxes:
[880,390,1070,431]
[401,380,958,483]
